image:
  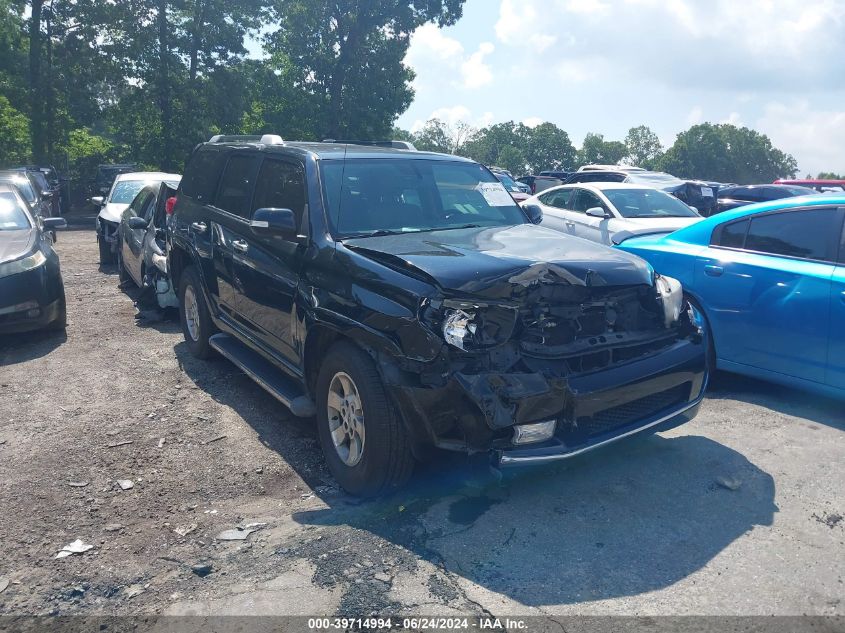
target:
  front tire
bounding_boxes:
[179,266,215,359]
[316,342,414,497]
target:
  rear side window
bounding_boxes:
[252,159,307,228]
[745,209,836,261]
[215,154,260,218]
[181,148,227,203]
[714,219,749,248]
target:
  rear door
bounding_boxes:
[826,217,845,390]
[536,188,576,235]
[696,206,841,383]
[569,189,612,243]
[233,157,307,366]
[123,190,156,284]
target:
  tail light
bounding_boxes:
[165,196,177,215]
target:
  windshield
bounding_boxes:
[0,191,32,230]
[321,159,527,238]
[494,173,522,192]
[603,188,700,218]
[109,180,152,204]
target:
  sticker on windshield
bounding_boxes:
[476,182,514,206]
[700,187,714,198]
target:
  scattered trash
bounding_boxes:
[196,415,210,422]
[255,467,263,474]
[203,434,227,445]
[106,440,133,449]
[103,524,123,533]
[191,563,213,577]
[373,572,392,583]
[203,509,218,515]
[157,437,166,448]
[67,481,89,488]
[0,439,6,445]
[174,523,198,537]
[398,505,405,513]
[716,476,742,491]
[147,412,156,419]
[300,492,315,501]
[0,578,8,594]
[216,522,266,541]
[56,539,94,559]
[117,480,134,491]
[124,584,145,599]
[812,512,843,529]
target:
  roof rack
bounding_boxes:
[208,134,285,145]
[321,139,417,151]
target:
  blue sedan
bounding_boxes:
[617,195,845,399]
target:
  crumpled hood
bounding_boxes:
[343,224,654,298]
[98,203,129,225]
[0,229,36,264]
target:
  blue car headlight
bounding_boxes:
[0,250,46,280]
[686,302,706,336]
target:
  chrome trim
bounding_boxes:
[498,395,704,466]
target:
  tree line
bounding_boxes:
[0,0,818,189]
[397,119,802,184]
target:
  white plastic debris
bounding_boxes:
[0,577,8,593]
[56,539,94,559]
[117,480,134,491]
[216,523,267,541]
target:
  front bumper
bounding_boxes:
[390,336,707,460]
[0,264,64,333]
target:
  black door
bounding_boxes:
[232,157,307,366]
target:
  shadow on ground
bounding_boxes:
[174,341,778,608]
[0,329,67,365]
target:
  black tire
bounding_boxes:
[116,241,131,285]
[316,342,414,497]
[686,295,716,372]
[98,236,114,264]
[178,266,216,359]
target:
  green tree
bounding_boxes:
[524,122,575,173]
[0,94,30,165]
[817,172,843,179]
[577,132,627,167]
[624,125,663,169]
[264,0,465,139]
[660,123,797,183]
[412,118,475,154]
[463,121,527,173]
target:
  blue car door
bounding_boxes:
[695,206,842,384]
[827,224,845,390]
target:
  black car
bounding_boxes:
[0,184,67,333]
[117,181,180,309]
[169,135,708,496]
[565,170,719,216]
[93,163,138,197]
[11,165,63,215]
[715,184,818,214]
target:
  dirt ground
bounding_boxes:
[0,218,843,620]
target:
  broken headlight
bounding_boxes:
[655,274,683,328]
[437,304,518,351]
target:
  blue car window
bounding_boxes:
[714,218,749,248]
[745,208,837,262]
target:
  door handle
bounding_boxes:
[232,239,249,254]
[704,265,724,277]
[190,222,208,234]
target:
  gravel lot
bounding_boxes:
[0,219,843,619]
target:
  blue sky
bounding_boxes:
[396,0,845,176]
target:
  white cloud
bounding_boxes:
[757,100,845,175]
[565,0,611,16]
[686,106,704,126]
[523,117,545,128]
[720,112,744,126]
[461,42,495,89]
[495,0,557,52]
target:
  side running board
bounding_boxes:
[209,333,316,418]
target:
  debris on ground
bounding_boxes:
[0,578,8,593]
[203,435,227,445]
[216,522,267,541]
[55,539,94,559]
[106,440,133,449]
[116,480,134,491]
[124,584,146,599]
[300,492,315,500]
[67,481,88,488]
[174,523,198,537]
[812,512,843,529]
[191,563,213,577]
[716,476,742,491]
[103,524,123,533]
[373,572,392,583]
[157,437,166,448]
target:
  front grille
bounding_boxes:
[558,382,691,445]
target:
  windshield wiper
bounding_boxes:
[340,229,417,240]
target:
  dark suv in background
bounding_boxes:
[168,135,708,496]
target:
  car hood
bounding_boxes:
[98,203,129,224]
[0,229,36,264]
[342,224,654,299]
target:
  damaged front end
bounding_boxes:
[144,236,179,309]
[388,264,707,464]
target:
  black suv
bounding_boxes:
[169,136,708,496]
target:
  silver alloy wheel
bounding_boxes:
[184,285,200,342]
[326,371,366,467]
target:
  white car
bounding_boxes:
[92,172,180,264]
[523,182,704,246]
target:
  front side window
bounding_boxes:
[321,159,527,238]
[603,188,699,218]
[571,189,607,213]
[252,159,307,228]
[0,191,32,230]
[538,188,573,210]
[215,154,260,218]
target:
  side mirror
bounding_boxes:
[128,216,149,230]
[43,217,67,231]
[91,196,105,206]
[250,208,298,240]
[523,203,543,225]
[586,206,609,218]
[42,190,54,198]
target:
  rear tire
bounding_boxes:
[179,266,215,359]
[316,342,414,497]
[117,242,131,285]
[98,236,114,265]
